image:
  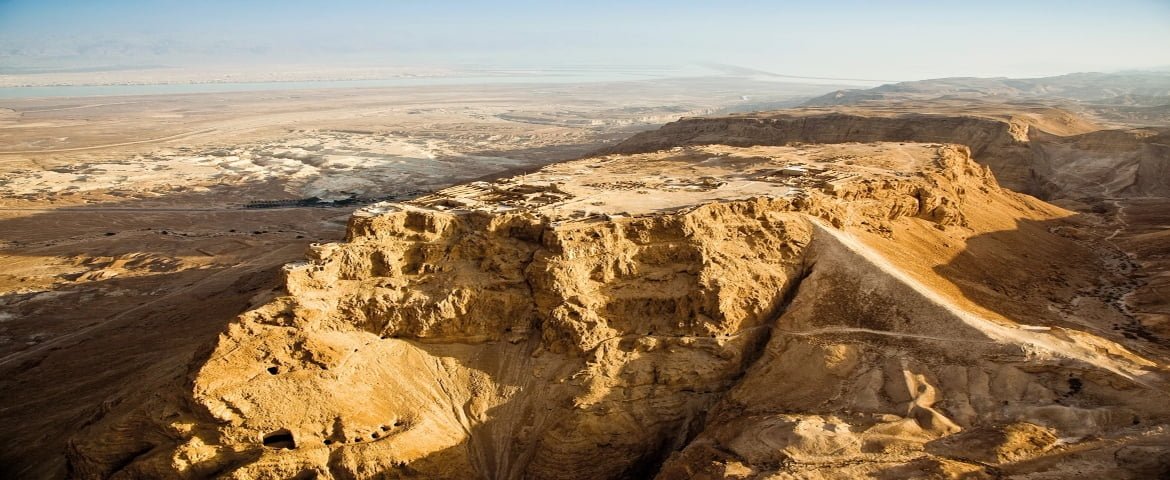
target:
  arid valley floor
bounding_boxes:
[1,74,1169,479]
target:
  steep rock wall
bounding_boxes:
[602,112,1170,201]
[65,145,1169,479]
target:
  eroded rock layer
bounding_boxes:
[68,143,1170,479]
[602,110,1170,201]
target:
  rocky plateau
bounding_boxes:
[64,111,1170,479]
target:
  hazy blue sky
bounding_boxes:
[2,0,1169,80]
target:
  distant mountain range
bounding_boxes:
[805,71,1170,107]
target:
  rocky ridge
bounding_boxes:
[66,141,1170,479]
[601,110,1170,203]
[802,72,1170,106]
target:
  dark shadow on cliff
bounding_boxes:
[0,152,578,477]
[341,333,759,480]
[0,180,348,478]
[931,213,1169,358]
[0,263,288,479]
[273,298,779,480]
[0,132,637,476]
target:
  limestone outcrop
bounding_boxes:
[67,142,1170,479]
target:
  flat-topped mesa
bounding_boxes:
[67,142,1169,480]
[277,143,988,349]
[397,142,990,230]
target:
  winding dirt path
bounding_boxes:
[811,219,1166,391]
[777,326,1000,344]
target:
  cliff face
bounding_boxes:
[67,143,1170,479]
[1029,128,1170,199]
[601,111,1170,201]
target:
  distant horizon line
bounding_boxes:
[3,61,1169,82]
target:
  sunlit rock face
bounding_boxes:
[69,140,1170,479]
